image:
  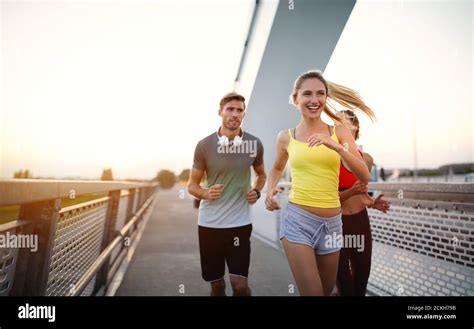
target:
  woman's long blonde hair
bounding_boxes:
[289,70,376,124]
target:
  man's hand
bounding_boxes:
[205,184,224,201]
[246,188,259,205]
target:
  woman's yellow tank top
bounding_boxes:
[287,126,341,208]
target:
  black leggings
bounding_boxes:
[337,208,372,296]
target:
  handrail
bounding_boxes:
[368,182,474,203]
[59,196,110,214]
[368,182,474,194]
[0,179,158,207]
[68,194,155,296]
[273,181,474,203]
[0,219,33,232]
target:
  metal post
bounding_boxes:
[138,189,144,208]
[93,190,121,294]
[11,198,61,296]
[126,188,136,222]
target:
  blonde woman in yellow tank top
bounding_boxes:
[265,70,376,296]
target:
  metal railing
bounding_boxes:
[366,183,473,296]
[0,179,158,296]
[273,182,474,296]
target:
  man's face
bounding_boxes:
[219,99,245,131]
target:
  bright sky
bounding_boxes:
[325,0,473,171]
[0,0,472,179]
[1,0,255,179]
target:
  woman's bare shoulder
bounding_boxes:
[277,129,290,147]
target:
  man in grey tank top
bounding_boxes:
[188,92,266,296]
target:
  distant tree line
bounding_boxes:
[438,163,474,175]
[101,168,114,181]
[12,166,197,188]
[13,170,33,179]
[399,163,474,177]
[152,169,191,189]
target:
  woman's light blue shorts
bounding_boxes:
[280,202,343,255]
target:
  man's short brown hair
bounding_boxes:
[219,92,246,111]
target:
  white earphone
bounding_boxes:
[217,128,244,146]
[233,135,243,147]
[218,135,230,146]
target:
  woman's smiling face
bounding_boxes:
[293,78,327,119]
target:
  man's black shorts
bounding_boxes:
[198,224,252,282]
